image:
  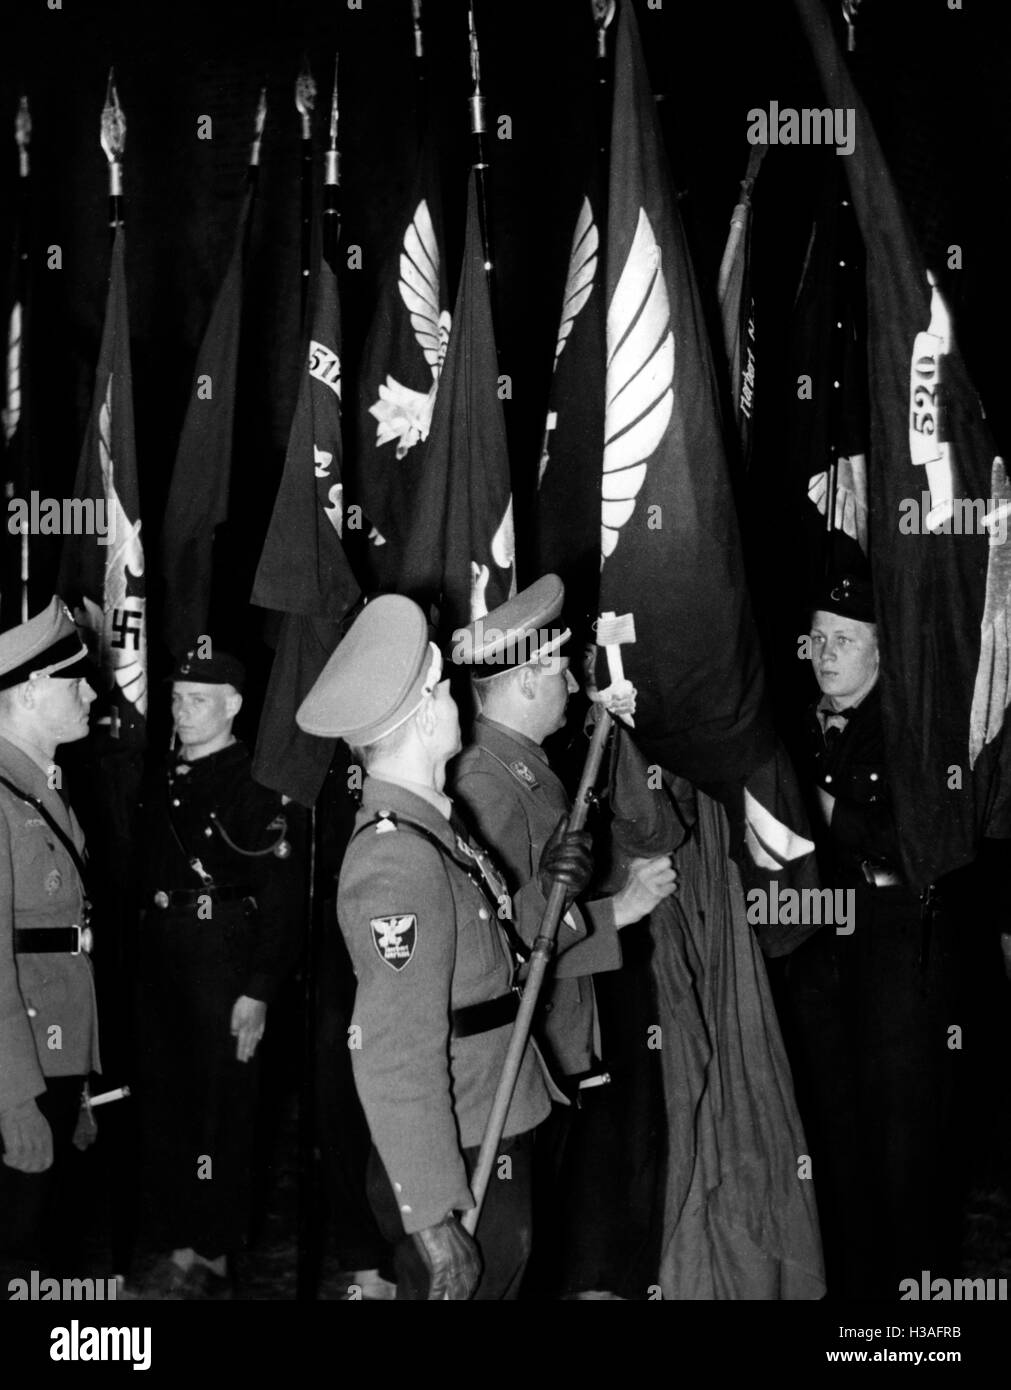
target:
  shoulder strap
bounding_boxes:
[0,772,90,896]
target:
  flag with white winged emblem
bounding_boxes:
[794,0,1011,884]
[536,189,606,613]
[398,169,516,631]
[251,246,361,805]
[355,133,450,578]
[59,228,146,747]
[594,0,765,786]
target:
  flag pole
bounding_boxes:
[295,57,317,326]
[249,85,267,191]
[8,96,32,622]
[463,707,614,1236]
[467,5,493,278]
[323,55,341,262]
[294,60,340,1306]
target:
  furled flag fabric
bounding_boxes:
[794,0,1011,883]
[536,190,607,621]
[2,209,30,624]
[594,0,769,786]
[785,154,869,593]
[160,188,252,659]
[398,169,516,631]
[717,143,765,471]
[355,134,450,576]
[59,229,146,749]
[251,248,361,806]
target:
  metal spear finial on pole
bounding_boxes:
[323,53,341,261]
[249,85,267,177]
[15,94,31,178]
[101,69,126,234]
[295,56,317,323]
[411,0,424,59]
[467,4,493,276]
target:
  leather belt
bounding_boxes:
[14,925,92,956]
[450,991,519,1040]
[151,887,254,910]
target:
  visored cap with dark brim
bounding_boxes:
[0,596,91,691]
[296,594,438,745]
[452,574,570,674]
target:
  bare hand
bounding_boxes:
[230,995,268,1063]
[1,1098,54,1173]
[612,855,679,928]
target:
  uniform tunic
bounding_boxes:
[451,716,622,1078]
[136,740,299,1255]
[780,684,960,1298]
[338,776,555,1237]
[0,735,99,1268]
[0,735,99,1115]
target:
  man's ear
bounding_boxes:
[18,679,38,710]
[518,665,538,701]
[415,697,436,739]
[225,690,243,720]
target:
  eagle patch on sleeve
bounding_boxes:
[370,914,418,970]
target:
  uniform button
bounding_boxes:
[870,773,879,781]
[824,775,833,784]
[400,1205,412,1215]
[478,907,489,920]
[172,799,181,807]
[27,1006,38,1018]
[204,827,213,837]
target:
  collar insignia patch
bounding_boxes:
[509,760,538,787]
[370,914,417,970]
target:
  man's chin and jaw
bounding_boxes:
[31,677,96,747]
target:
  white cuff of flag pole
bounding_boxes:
[743,788,815,870]
[589,680,637,724]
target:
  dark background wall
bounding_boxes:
[2,0,1010,713]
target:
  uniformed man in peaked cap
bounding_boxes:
[136,645,300,1299]
[449,575,678,1297]
[778,574,961,1299]
[0,597,99,1278]
[297,594,593,1300]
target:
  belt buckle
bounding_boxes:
[70,925,81,956]
[153,890,170,909]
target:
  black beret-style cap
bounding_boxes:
[171,648,246,693]
[812,573,875,625]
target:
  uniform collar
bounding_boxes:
[362,776,457,845]
[476,715,549,767]
[172,739,248,776]
[0,726,59,780]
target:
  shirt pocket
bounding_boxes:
[452,878,508,1001]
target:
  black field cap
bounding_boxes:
[0,597,91,691]
[296,594,441,745]
[171,648,246,693]
[452,574,571,674]
[813,573,875,625]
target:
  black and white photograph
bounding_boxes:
[1,0,1010,1371]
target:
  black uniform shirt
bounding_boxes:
[803,684,903,885]
[140,740,300,1002]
